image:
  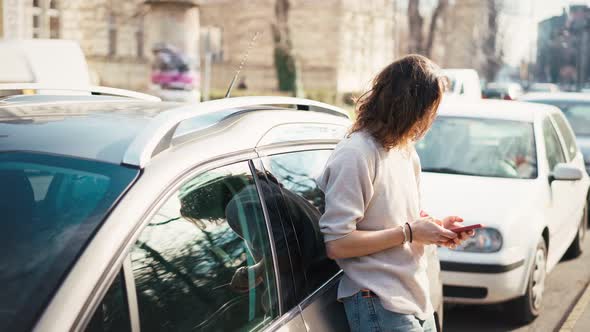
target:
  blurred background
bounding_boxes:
[1,0,589,104]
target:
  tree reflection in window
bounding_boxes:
[130,162,277,332]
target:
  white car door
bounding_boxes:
[542,117,574,264]
[551,113,587,213]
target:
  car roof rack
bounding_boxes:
[123,95,350,167]
[0,83,161,102]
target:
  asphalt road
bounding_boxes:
[444,236,590,332]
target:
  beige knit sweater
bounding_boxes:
[317,130,433,320]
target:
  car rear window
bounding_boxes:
[0,152,138,331]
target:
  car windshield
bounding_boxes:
[554,103,590,136]
[0,152,138,331]
[416,117,537,179]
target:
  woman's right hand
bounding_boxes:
[410,217,457,245]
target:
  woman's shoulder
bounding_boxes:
[339,131,380,153]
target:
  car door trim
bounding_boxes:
[298,270,343,310]
[249,159,284,315]
[256,142,338,157]
[123,255,141,332]
[262,306,303,332]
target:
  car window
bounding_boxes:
[130,162,278,332]
[543,118,566,171]
[551,113,578,160]
[416,117,538,179]
[563,103,590,136]
[0,152,138,332]
[261,150,340,297]
[84,270,131,332]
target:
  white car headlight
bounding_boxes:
[452,228,503,253]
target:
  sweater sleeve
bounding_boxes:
[317,146,376,242]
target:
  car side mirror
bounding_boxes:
[550,163,583,183]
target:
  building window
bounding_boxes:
[31,0,60,39]
[108,14,117,57]
[32,0,42,38]
[47,0,60,39]
[136,16,144,58]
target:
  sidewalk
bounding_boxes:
[560,282,590,332]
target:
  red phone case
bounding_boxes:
[450,224,483,233]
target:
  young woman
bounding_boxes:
[317,55,473,332]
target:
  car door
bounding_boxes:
[257,148,349,332]
[542,117,573,262]
[115,160,306,332]
[551,112,587,211]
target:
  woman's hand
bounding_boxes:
[438,216,475,249]
[410,217,458,245]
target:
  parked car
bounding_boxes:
[416,98,589,323]
[528,83,560,93]
[520,93,590,178]
[441,69,482,99]
[0,89,444,331]
[483,82,524,100]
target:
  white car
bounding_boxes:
[441,69,482,99]
[416,99,589,323]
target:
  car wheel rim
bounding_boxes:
[531,248,546,310]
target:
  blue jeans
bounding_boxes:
[342,291,437,332]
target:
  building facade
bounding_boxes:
[199,0,395,98]
[1,0,200,92]
[536,4,590,89]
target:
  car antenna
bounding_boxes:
[225,31,261,98]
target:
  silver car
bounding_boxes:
[0,88,443,332]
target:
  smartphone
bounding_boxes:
[450,224,483,233]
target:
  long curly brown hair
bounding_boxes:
[350,54,446,151]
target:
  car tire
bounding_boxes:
[566,202,587,259]
[508,238,547,324]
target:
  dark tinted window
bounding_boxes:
[262,150,340,295]
[85,270,131,332]
[543,118,566,170]
[130,162,278,332]
[551,113,578,160]
[0,152,138,332]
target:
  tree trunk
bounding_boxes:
[424,0,448,57]
[407,0,424,54]
[483,0,503,82]
[272,0,303,96]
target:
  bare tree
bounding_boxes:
[482,0,504,81]
[271,0,303,96]
[407,0,449,56]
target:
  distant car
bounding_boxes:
[0,90,444,331]
[417,98,589,323]
[483,82,524,100]
[442,69,482,99]
[520,93,590,177]
[528,83,560,93]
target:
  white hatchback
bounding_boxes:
[417,98,589,323]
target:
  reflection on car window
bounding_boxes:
[543,118,566,171]
[130,162,278,332]
[0,152,138,332]
[416,117,538,179]
[551,113,577,160]
[262,150,340,295]
[85,270,131,332]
